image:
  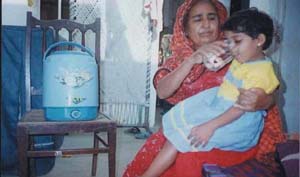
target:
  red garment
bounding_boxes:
[123,129,257,177]
[123,0,285,176]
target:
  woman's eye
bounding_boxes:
[193,18,202,22]
[208,14,217,21]
[208,16,216,21]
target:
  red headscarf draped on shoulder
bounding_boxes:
[154,0,228,104]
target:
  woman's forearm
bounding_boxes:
[156,42,225,99]
[236,88,276,111]
[156,58,195,99]
[257,91,276,110]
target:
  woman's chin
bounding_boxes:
[195,39,214,47]
[203,37,217,43]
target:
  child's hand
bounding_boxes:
[188,122,216,147]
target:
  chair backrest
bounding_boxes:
[25,11,100,112]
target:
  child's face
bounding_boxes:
[224,31,263,63]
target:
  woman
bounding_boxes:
[123,0,285,176]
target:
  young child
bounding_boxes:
[141,8,279,177]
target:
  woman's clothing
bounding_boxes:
[123,0,285,176]
[163,59,279,152]
[123,104,284,177]
[123,129,258,177]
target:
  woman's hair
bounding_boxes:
[182,0,218,32]
[221,7,274,50]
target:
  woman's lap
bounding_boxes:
[123,129,257,177]
[123,107,285,177]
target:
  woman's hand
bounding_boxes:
[235,88,275,111]
[188,122,216,147]
[189,40,227,65]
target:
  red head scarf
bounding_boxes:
[154,0,229,104]
[170,0,228,83]
[170,0,228,58]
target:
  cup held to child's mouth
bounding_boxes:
[203,39,235,72]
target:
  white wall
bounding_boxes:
[100,0,157,127]
[2,0,39,26]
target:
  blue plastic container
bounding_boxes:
[43,42,98,121]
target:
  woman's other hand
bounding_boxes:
[188,122,216,147]
[235,88,275,111]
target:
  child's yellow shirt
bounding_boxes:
[218,59,279,101]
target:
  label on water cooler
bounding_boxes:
[70,110,81,119]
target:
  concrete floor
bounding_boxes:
[2,108,162,177]
[40,127,154,177]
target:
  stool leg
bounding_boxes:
[108,126,116,177]
[92,132,99,176]
[17,127,29,177]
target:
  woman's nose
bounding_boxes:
[201,18,209,28]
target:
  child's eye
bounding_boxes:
[234,40,241,44]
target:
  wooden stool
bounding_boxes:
[17,109,116,177]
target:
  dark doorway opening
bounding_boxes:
[230,0,250,15]
[40,0,69,20]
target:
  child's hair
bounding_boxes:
[221,7,273,50]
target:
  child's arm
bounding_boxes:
[188,106,244,147]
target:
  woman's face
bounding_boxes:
[185,2,220,49]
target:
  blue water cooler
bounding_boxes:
[43,42,98,121]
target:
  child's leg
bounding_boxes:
[141,140,178,177]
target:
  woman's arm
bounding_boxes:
[156,58,196,99]
[156,41,227,99]
[188,106,244,147]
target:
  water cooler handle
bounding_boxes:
[43,41,95,61]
